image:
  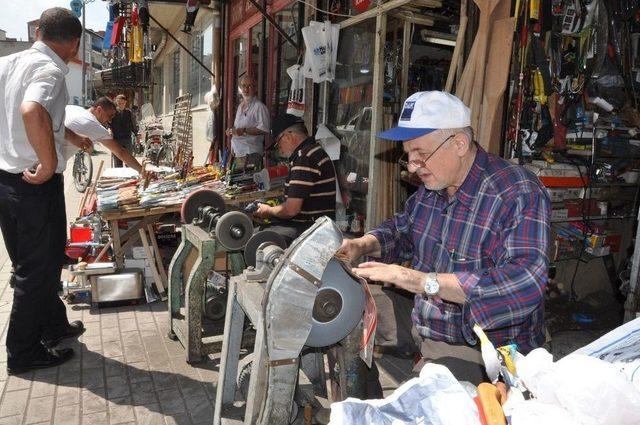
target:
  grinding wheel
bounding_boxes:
[305,258,365,347]
[243,230,287,268]
[215,211,254,251]
[181,189,227,224]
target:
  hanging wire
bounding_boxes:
[294,0,355,18]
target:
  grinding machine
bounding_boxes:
[167,189,255,363]
[214,216,376,425]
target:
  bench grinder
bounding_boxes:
[214,217,375,424]
[168,188,254,363]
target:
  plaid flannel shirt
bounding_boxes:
[369,147,551,353]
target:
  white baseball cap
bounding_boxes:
[377,91,471,141]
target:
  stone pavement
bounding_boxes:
[0,258,220,425]
[0,148,221,425]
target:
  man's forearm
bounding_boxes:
[65,127,81,145]
[356,234,383,258]
[101,139,142,172]
[244,127,268,136]
[21,102,57,171]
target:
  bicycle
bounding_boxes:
[72,149,93,193]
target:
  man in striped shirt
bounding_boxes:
[339,92,551,384]
[254,114,336,242]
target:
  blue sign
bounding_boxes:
[70,0,83,18]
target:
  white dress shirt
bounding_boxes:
[63,105,111,162]
[0,41,69,173]
[231,97,270,157]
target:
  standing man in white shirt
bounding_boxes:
[64,97,144,173]
[0,8,87,374]
[225,75,270,158]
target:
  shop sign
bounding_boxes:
[353,0,371,13]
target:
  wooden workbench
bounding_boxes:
[99,188,284,297]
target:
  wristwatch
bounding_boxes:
[423,272,440,296]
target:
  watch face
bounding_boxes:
[425,277,439,296]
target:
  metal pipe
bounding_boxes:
[148,12,215,78]
[245,0,299,51]
[82,2,86,106]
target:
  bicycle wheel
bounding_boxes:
[73,151,93,193]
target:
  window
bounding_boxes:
[171,50,181,111]
[232,36,248,104]
[250,23,267,100]
[325,20,376,236]
[153,65,163,115]
[270,2,302,116]
[189,23,213,106]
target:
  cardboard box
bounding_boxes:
[124,258,148,269]
[132,246,148,259]
[551,209,569,221]
[144,266,154,278]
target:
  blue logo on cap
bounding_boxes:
[400,101,415,121]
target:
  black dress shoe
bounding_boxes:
[42,320,86,348]
[7,348,74,375]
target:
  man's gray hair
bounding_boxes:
[39,8,82,43]
[239,74,257,86]
[439,127,474,145]
[288,123,308,136]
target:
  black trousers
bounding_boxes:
[0,171,70,365]
[112,138,132,168]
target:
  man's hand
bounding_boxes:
[336,234,382,264]
[336,239,363,264]
[140,160,156,180]
[76,136,93,152]
[353,262,425,294]
[225,127,234,137]
[254,203,271,219]
[22,163,55,185]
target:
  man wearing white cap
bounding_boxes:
[339,91,550,384]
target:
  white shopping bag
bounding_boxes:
[302,20,339,83]
[286,64,305,117]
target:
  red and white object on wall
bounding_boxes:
[353,0,371,13]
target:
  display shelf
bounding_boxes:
[551,215,635,223]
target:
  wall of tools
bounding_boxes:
[498,0,640,301]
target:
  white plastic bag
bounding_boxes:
[329,364,479,425]
[517,348,640,425]
[301,20,339,83]
[286,64,305,117]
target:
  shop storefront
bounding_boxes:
[224,0,303,128]
[222,0,458,234]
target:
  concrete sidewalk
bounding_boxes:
[0,259,218,425]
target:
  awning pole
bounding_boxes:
[149,12,216,78]
[245,0,300,51]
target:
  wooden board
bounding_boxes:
[469,0,500,133]
[478,17,516,153]
[445,16,468,93]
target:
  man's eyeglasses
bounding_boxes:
[240,83,254,88]
[273,131,289,149]
[398,134,454,170]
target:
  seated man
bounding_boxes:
[253,114,337,243]
[339,91,551,385]
[64,96,144,172]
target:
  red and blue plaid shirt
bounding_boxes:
[369,147,551,353]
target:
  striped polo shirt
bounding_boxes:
[285,137,336,223]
